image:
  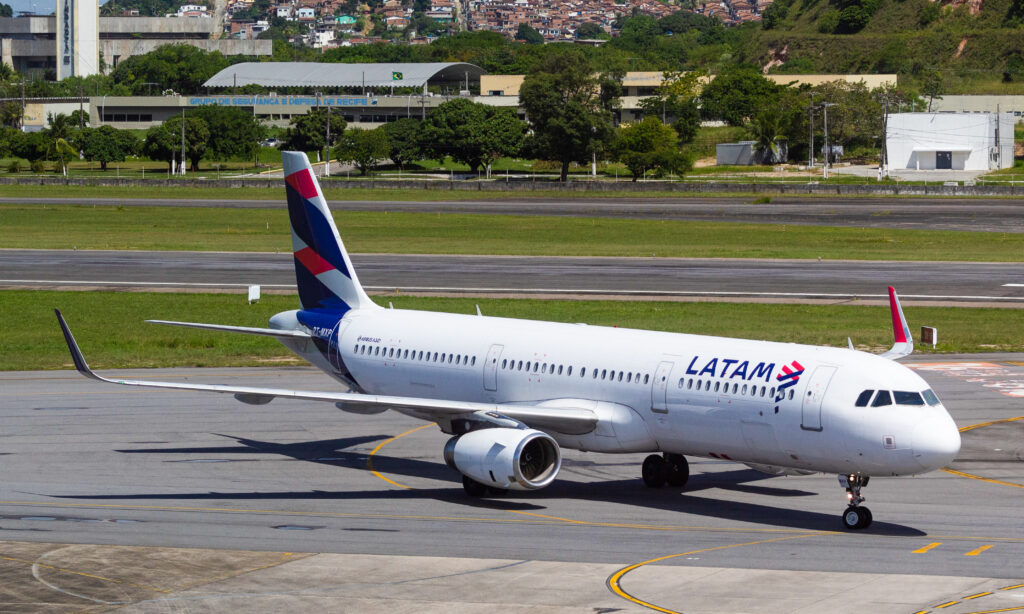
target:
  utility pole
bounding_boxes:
[995,103,1001,170]
[808,92,815,168]
[180,109,186,176]
[821,102,836,179]
[879,96,889,180]
[325,104,331,177]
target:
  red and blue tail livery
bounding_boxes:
[283,152,376,314]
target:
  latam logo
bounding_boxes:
[775,360,805,402]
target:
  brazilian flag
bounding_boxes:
[392,71,403,81]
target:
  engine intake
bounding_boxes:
[443,427,561,490]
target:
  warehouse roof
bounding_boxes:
[204,62,485,89]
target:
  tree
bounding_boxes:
[0,61,15,81]
[10,131,49,161]
[68,109,90,128]
[639,70,705,145]
[0,100,22,129]
[418,98,526,173]
[334,127,389,176]
[143,124,177,171]
[383,118,422,169]
[613,117,690,181]
[575,22,607,39]
[111,45,228,95]
[749,108,785,164]
[699,67,781,126]
[921,70,943,112]
[519,50,616,181]
[515,23,544,45]
[0,2,12,17]
[190,105,267,163]
[48,137,79,176]
[283,107,347,160]
[78,126,139,171]
[157,115,210,171]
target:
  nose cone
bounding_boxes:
[912,414,961,472]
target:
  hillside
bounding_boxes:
[742,0,1024,92]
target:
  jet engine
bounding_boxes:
[443,427,561,491]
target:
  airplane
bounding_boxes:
[55,151,961,531]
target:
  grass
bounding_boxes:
[2,205,1023,260]
[8,290,1023,371]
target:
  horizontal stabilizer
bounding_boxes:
[146,320,311,340]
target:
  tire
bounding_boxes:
[842,506,872,530]
[462,475,488,497]
[665,454,689,488]
[642,454,667,488]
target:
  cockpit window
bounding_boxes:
[893,391,925,405]
[855,390,874,407]
[871,390,892,407]
[922,389,941,406]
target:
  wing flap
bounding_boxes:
[57,310,597,436]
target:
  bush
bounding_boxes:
[818,8,840,32]
[7,159,21,173]
[29,159,45,173]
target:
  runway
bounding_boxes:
[2,357,1023,612]
[3,249,1023,305]
[3,195,1024,232]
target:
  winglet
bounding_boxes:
[879,287,913,360]
[55,309,107,382]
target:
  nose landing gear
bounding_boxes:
[839,473,872,530]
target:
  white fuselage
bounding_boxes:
[283,306,960,478]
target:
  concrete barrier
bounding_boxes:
[1,176,1022,197]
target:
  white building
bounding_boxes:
[886,112,1015,171]
[56,0,100,78]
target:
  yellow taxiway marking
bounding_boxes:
[606,534,825,614]
[936,601,960,609]
[965,592,994,600]
[1002,584,1024,591]
[943,416,1024,489]
[365,423,434,489]
[960,608,1024,614]
[0,555,171,594]
[913,542,943,553]
[965,545,994,556]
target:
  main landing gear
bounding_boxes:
[642,453,689,489]
[839,473,872,530]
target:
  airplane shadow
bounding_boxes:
[58,433,925,536]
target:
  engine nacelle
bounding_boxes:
[443,428,561,491]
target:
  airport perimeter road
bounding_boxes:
[1,357,1023,613]
[2,249,1023,305]
[3,195,1024,232]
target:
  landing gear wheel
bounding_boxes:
[841,505,873,530]
[664,453,689,488]
[642,454,667,488]
[462,475,488,497]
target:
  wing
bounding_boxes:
[146,320,312,340]
[56,310,597,436]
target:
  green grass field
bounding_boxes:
[1,204,1021,261]
[6,290,1022,371]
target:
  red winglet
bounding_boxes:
[888,286,907,343]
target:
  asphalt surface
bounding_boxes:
[1,356,1023,612]
[3,249,1023,305]
[4,196,1024,232]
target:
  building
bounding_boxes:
[932,95,1024,120]
[57,0,100,78]
[886,112,1015,171]
[1,14,271,75]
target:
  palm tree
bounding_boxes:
[750,108,783,164]
[49,138,79,177]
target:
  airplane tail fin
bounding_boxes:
[282,151,377,313]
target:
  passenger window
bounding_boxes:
[542,363,547,374]
[788,389,794,400]
[705,381,711,391]
[923,389,940,406]
[742,384,747,395]
[618,372,624,382]
[855,390,874,407]
[472,356,476,366]
[769,386,775,397]
[534,362,539,373]
[580,368,585,377]
[374,347,380,356]
[558,365,563,375]
[502,359,507,369]
[678,378,684,388]
[872,390,893,407]
[732,383,739,394]
[714,382,720,392]
[894,391,925,405]
[687,379,693,390]
[518,361,523,370]
[568,366,573,376]
[644,374,649,384]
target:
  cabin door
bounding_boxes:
[483,344,504,391]
[801,365,836,431]
[651,360,674,414]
